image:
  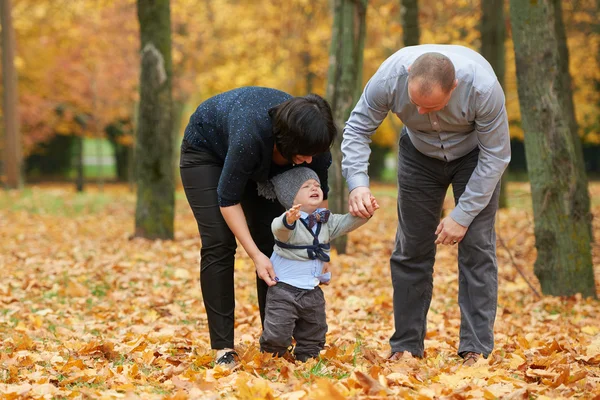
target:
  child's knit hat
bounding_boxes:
[257,167,320,209]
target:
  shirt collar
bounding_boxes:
[300,207,326,219]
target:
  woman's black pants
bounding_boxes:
[180,145,284,349]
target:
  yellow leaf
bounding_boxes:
[581,326,599,335]
[584,337,600,360]
[65,279,89,297]
[279,390,306,400]
[174,268,191,280]
[483,389,497,400]
[509,354,525,369]
[315,378,346,400]
[236,377,275,400]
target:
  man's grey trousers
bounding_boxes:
[390,130,500,358]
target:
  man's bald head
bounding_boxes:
[408,52,456,96]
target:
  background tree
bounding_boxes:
[2,0,599,185]
[1,0,22,189]
[74,115,87,192]
[325,0,367,254]
[510,0,596,297]
[597,0,600,149]
[401,0,420,47]
[134,0,174,240]
[480,0,508,208]
[381,0,419,166]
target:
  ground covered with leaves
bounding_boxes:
[1,183,599,399]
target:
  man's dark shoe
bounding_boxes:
[388,351,414,361]
[462,352,480,366]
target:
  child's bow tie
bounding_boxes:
[305,209,331,229]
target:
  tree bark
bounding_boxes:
[597,0,600,158]
[325,0,367,254]
[481,0,508,208]
[171,100,185,188]
[75,134,84,192]
[400,0,420,47]
[510,0,596,297]
[302,7,315,94]
[553,0,593,243]
[596,0,600,178]
[134,0,175,240]
[0,0,22,189]
[106,121,132,182]
[74,114,88,192]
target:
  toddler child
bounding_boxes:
[258,167,378,361]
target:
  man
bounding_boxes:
[341,45,510,365]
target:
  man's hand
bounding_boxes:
[435,216,468,246]
[286,204,302,225]
[253,252,278,286]
[349,187,376,218]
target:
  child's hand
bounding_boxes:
[286,204,302,225]
[370,195,380,213]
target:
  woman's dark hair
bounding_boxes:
[269,94,337,161]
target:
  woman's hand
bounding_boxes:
[252,252,278,286]
[220,204,278,286]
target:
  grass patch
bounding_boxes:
[112,354,129,367]
[296,359,350,381]
[67,164,117,179]
[0,187,115,215]
[151,386,173,396]
[90,282,111,298]
[66,380,107,390]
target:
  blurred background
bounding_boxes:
[0,3,599,397]
[0,0,598,188]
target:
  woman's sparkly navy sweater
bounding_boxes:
[182,86,331,207]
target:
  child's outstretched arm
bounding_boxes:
[271,204,302,243]
[329,196,379,240]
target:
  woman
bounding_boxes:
[179,86,336,366]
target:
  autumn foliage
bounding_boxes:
[1,183,599,398]
[7,0,600,157]
[2,1,600,398]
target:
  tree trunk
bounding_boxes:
[303,7,315,94]
[510,0,596,297]
[130,101,139,192]
[74,114,88,192]
[0,0,22,189]
[597,0,600,165]
[172,100,185,188]
[105,121,132,182]
[75,135,84,192]
[400,0,420,47]
[303,51,314,94]
[325,0,367,254]
[481,0,508,208]
[553,0,593,243]
[134,0,174,240]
